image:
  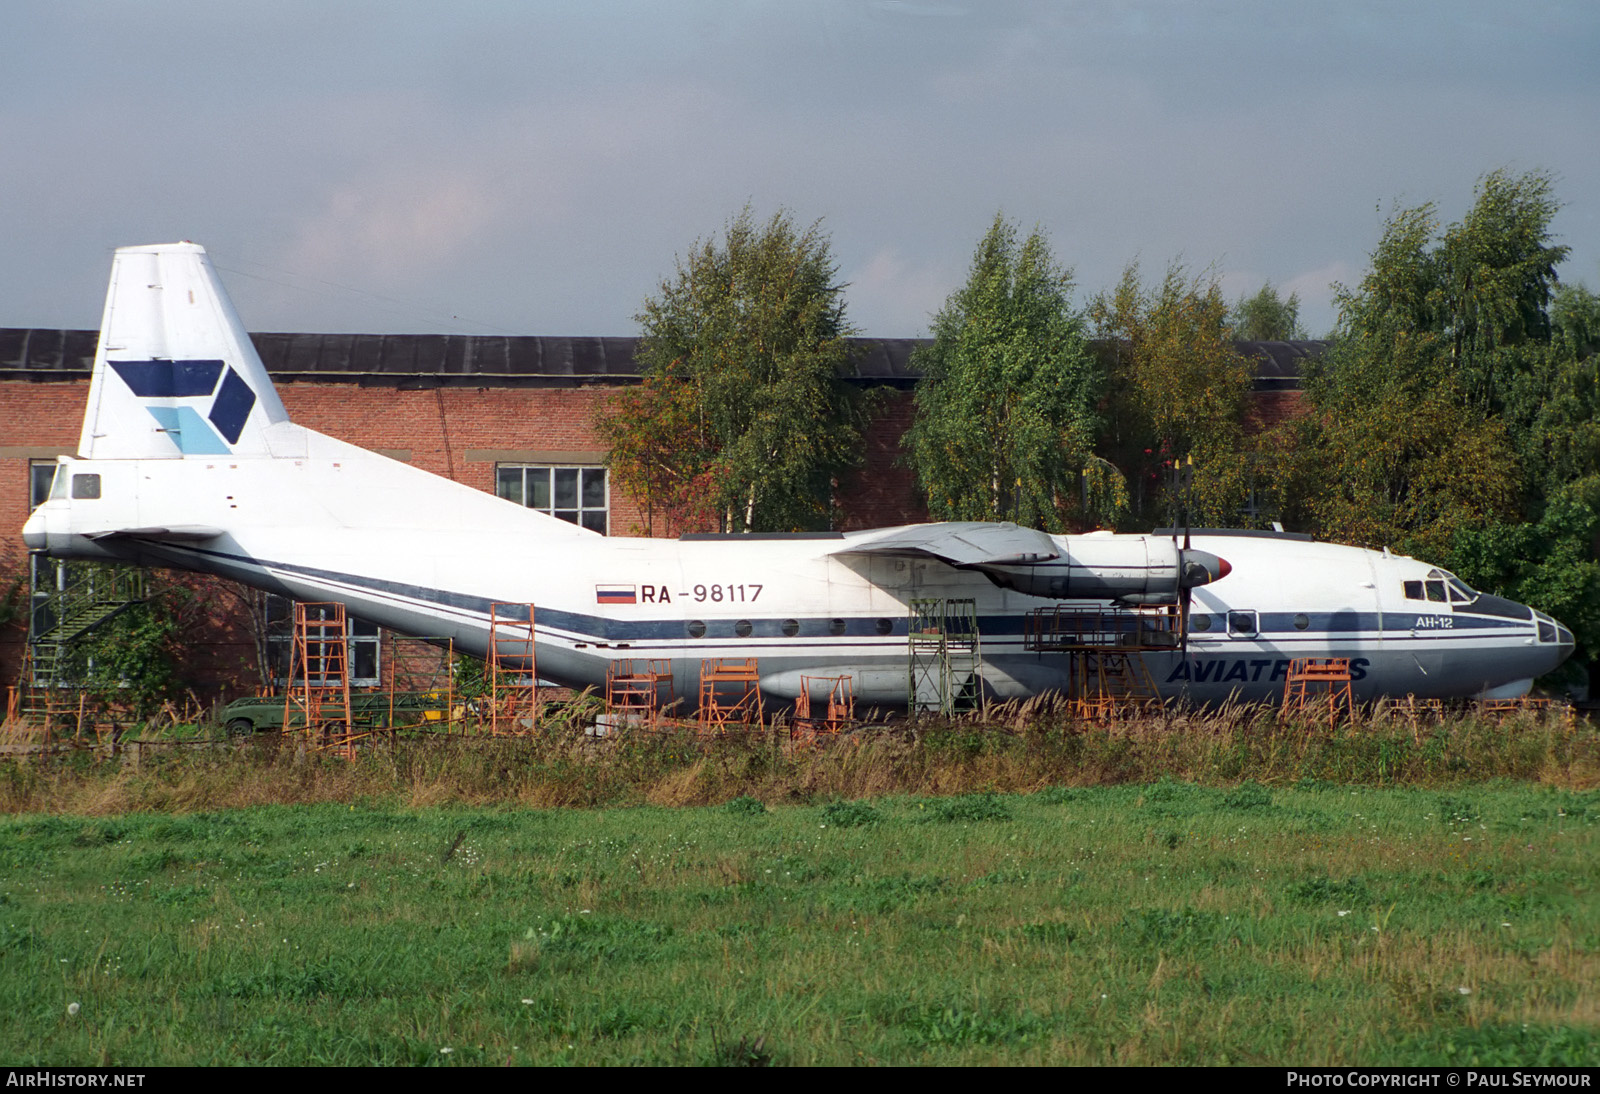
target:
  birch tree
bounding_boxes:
[600,207,866,533]
[902,214,1118,531]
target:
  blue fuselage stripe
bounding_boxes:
[160,543,1535,648]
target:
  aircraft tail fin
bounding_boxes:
[78,243,289,459]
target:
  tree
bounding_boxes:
[1438,169,1568,414]
[1091,262,1259,529]
[1293,192,1526,561]
[597,207,867,534]
[1231,283,1306,340]
[0,571,22,629]
[901,214,1118,531]
[1289,169,1600,689]
[1552,281,1600,361]
[1457,279,1600,687]
[595,359,723,536]
[1453,483,1600,676]
[1292,372,1520,562]
[64,578,189,721]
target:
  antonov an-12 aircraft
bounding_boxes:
[22,244,1576,707]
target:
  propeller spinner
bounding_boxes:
[1179,549,1231,588]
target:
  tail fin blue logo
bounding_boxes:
[109,358,258,454]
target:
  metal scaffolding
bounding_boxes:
[380,632,460,734]
[605,658,674,730]
[1023,605,1173,719]
[487,602,538,735]
[792,674,854,741]
[1281,657,1356,723]
[698,658,763,732]
[283,601,357,757]
[18,563,147,731]
[907,598,983,715]
[25,563,147,690]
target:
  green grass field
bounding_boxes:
[2,777,1595,1065]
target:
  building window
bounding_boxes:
[28,461,64,642]
[264,596,381,687]
[495,465,608,534]
[29,460,57,511]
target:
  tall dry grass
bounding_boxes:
[0,702,1594,816]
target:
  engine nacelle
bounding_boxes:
[977,535,1229,601]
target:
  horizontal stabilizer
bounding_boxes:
[85,525,225,542]
[834,521,1059,567]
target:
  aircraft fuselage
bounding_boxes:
[25,438,1573,707]
[20,241,1576,710]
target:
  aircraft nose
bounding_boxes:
[1531,609,1576,674]
[1554,621,1576,661]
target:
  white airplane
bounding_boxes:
[21,243,1575,708]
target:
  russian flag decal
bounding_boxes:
[596,584,637,605]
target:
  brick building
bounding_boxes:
[0,328,1322,698]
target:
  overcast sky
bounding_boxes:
[3,1,1596,340]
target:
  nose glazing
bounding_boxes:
[1529,606,1575,675]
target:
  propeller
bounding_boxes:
[1169,456,1234,653]
[1174,457,1191,653]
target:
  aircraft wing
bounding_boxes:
[833,522,1059,567]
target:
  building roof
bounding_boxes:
[0,329,1320,390]
[0,329,98,379]
[1236,339,1332,391]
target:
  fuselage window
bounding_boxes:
[734,620,752,638]
[1190,613,1212,633]
[781,619,799,637]
[70,473,101,500]
[875,618,894,636]
[828,618,847,636]
[687,620,706,639]
[1293,613,1310,631]
[1227,611,1257,637]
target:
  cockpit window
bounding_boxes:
[1406,571,1467,603]
[70,473,101,500]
